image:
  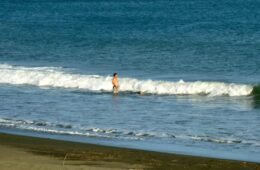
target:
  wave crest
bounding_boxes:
[0,64,253,96]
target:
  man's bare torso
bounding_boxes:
[112,76,119,93]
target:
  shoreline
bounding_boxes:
[0,132,259,170]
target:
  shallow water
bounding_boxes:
[0,0,260,162]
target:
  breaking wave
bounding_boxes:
[0,64,255,96]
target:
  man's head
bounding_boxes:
[113,73,118,77]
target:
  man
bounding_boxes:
[112,73,119,94]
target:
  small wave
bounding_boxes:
[20,126,96,137]
[56,124,72,129]
[86,128,117,134]
[0,118,72,129]
[0,64,255,96]
[190,136,260,146]
[1,118,259,146]
[85,128,165,138]
[33,121,48,127]
[190,136,242,144]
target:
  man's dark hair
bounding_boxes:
[113,73,117,77]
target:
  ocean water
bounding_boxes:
[0,0,260,162]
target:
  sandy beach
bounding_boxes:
[0,133,259,170]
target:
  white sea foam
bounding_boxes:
[0,64,253,96]
[190,136,242,144]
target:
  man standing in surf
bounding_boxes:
[112,73,119,94]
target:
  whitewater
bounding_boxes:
[0,64,253,97]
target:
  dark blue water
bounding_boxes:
[0,0,260,162]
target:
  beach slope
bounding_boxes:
[0,133,259,170]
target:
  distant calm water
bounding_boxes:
[0,0,260,162]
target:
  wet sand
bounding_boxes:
[0,133,259,170]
